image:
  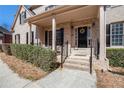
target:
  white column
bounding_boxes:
[99,6,106,61]
[52,17,56,51]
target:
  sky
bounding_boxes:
[0,5,18,31]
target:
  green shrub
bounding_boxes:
[106,48,124,67]
[10,44,59,72]
[2,43,11,55]
[10,44,34,60]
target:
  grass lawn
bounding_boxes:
[0,52,48,80]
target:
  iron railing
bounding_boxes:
[60,41,68,68]
[90,39,93,74]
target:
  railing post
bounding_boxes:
[61,44,63,68]
[90,39,93,74]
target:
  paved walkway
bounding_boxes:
[0,59,96,88]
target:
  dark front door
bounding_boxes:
[78,27,87,48]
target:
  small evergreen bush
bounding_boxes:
[106,48,124,67]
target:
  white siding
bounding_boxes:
[12,6,40,45]
[106,5,124,24]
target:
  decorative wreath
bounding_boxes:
[79,28,85,34]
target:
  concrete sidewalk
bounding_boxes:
[0,59,40,88]
[0,59,96,88]
[33,69,96,88]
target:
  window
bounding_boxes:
[20,11,26,24]
[45,28,64,47]
[49,31,52,46]
[26,32,28,44]
[111,23,123,46]
[45,5,57,11]
[45,31,52,46]
[56,28,64,45]
[35,31,39,39]
[15,34,20,44]
[45,31,48,46]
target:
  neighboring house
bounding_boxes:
[11,5,40,45]
[11,5,109,69]
[0,26,12,44]
[106,5,124,48]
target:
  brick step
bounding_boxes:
[63,62,89,71]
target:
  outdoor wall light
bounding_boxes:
[92,22,95,27]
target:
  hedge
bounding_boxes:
[10,44,59,72]
[106,48,124,67]
[1,43,11,55]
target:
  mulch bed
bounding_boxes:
[0,52,47,81]
[96,67,124,88]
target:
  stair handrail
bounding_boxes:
[90,39,93,74]
[60,40,68,68]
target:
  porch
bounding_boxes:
[28,5,106,64]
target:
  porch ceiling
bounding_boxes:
[28,5,99,27]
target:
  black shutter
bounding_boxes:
[19,14,21,24]
[31,31,34,45]
[24,11,26,19]
[26,32,28,44]
[18,34,20,44]
[49,31,52,46]
[45,31,48,46]
[106,24,110,47]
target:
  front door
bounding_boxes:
[78,26,87,48]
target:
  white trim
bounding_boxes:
[74,24,92,29]
[74,28,78,48]
[123,23,124,46]
[110,24,112,47]
[107,46,124,48]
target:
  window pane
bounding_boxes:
[111,23,123,46]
